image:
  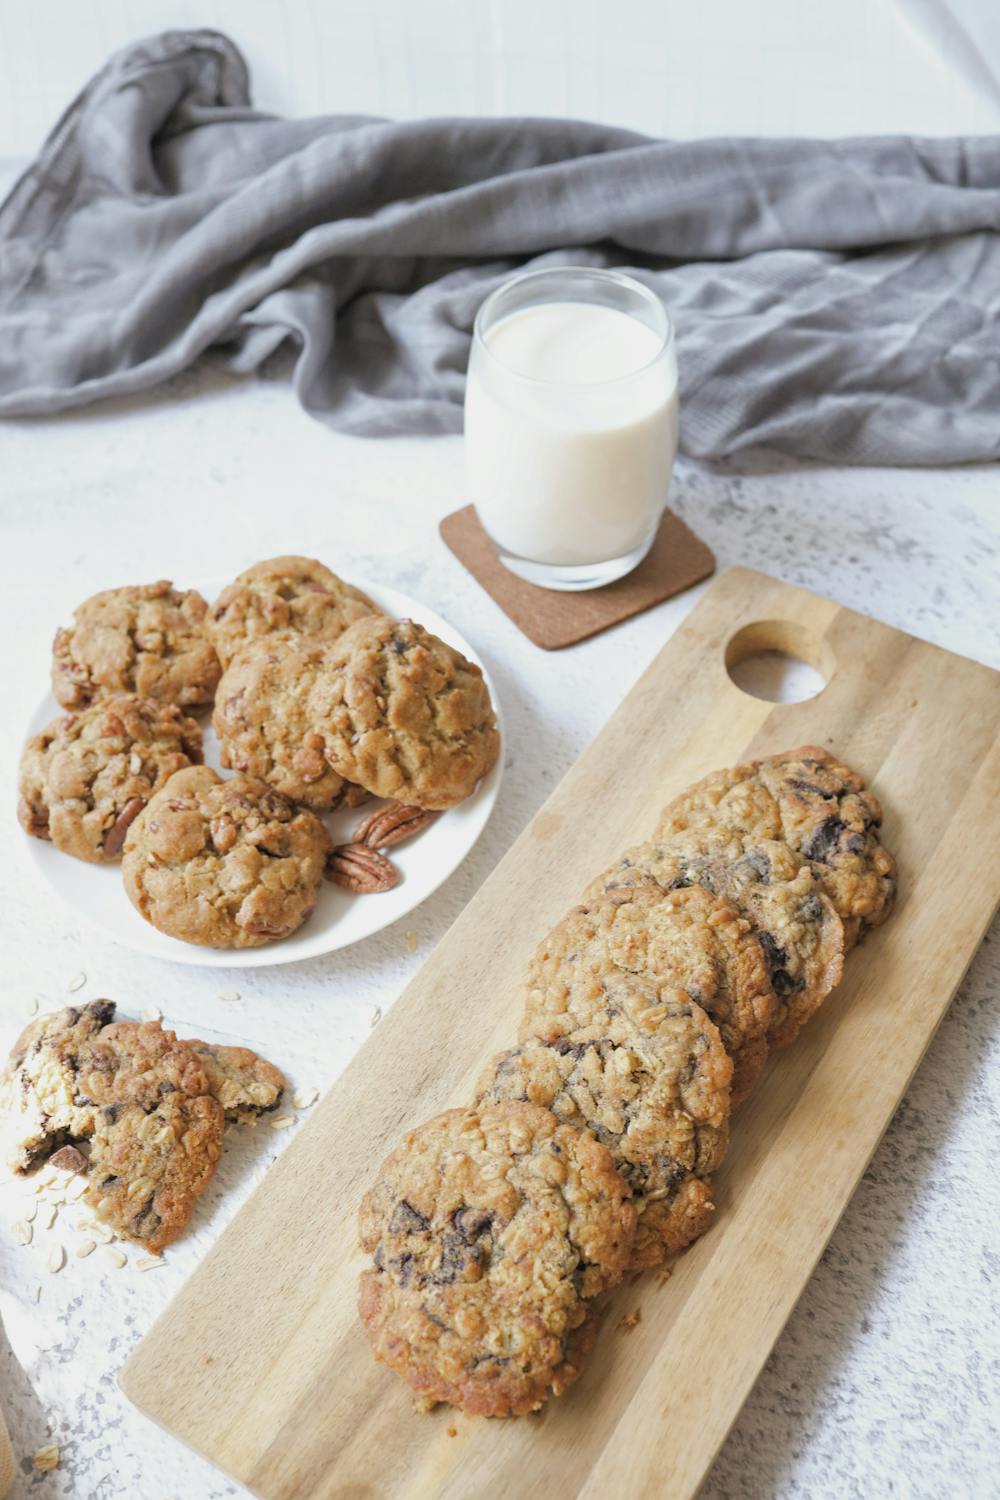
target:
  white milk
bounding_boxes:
[465,301,678,567]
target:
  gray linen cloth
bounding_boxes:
[1,28,999,463]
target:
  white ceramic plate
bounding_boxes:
[21,581,503,969]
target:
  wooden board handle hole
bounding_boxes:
[725,619,833,704]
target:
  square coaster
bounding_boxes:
[440,505,715,650]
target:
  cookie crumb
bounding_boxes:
[76,1240,96,1258]
[618,1308,642,1332]
[217,990,241,1002]
[269,1115,295,1131]
[369,1006,382,1028]
[292,1086,318,1110]
[67,972,86,992]
[447,1426,457,1438]
[47,1245,65,1273]
[33,1444,60,1473]
[406,929,417,952]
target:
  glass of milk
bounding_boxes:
[465,267,678,590]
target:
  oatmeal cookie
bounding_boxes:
[657,746,896,946]
[51,580,220,712]
[590,838,844,1047]
[310,615,500,809]
[213,641,367,813]
[122,766,329,949]
[479,995,731,1267]
[522,887,774,1100]
[357,1101,635,1416]
[207,555,378,669]
[0,1000,222,1251]
[18,695,203,863]
[186,1042,285,1123]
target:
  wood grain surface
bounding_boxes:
[121,567,1000,1500]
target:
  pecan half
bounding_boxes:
[102,796,146,857]
[326,843,399,894]
[353,801,439,850]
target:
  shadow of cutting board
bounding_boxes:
[121,567,1000,1500]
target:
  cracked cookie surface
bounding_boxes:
[213,641,367,813]
[207,554,378,669]
[357,1101,635,1416]
[122,766,329,949]
[479,994,731,1267]
[591,839,845,1047]
[310,615,500,809]
[524,887,774,1099]
[51,580,220,712]
[657,746,896,947]
[18,695,203,863]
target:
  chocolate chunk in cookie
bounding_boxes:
[122,766,329,949]
[51,580,220,712]
[18,695,203,863]
[208,555,378,669]
[357,1102,634,1416]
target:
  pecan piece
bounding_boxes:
[102,796,146,857]
[353,801,439,850]
[326,843,399,894]
[48,1145,89,1174]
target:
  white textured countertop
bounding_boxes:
[0,363,998,1500]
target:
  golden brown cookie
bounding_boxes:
[591,838,845,1047]
[207,555,378,669]
[311,616,500,808]
[657,746,896,947]
[18,695,203,863]
[51,580,220,711]
[523,886,774,1099]
[213,641,367,813]
[122,766,329,949]
[186,1041,285,1123]
[357,1101,635,1416]
[479,993,731,1268]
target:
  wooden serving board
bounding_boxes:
[121,568,1000,1500]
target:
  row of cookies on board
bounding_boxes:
[357,746,897,1418]
[18,556,499,948]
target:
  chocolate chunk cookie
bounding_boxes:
[591,838,844,1047]
[479,995,731,1267]
[657,746,896,947]
[0,1001,222,1251]
[122,766,329,949]
[523,887,774,1100]
[51,580,220,712]
[357,1101,635,1416]
[186,1042,285,1123]
[310,616,501,809]
[207,555,378,669]
[213,641,368,813]
[18,695,203,863]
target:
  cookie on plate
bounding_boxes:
[207,555,378,669]
[0,1000,222,1251]
[18,694,203,863]
[51,580,220,712]
[523,886,774,1100]
[479,994,731,1267]
[357,1101,635,1416]
[213,641,368,813]
[122,766,329,949]
[591,838,845,1047]
[310,615,500,809]
[657,746,896,947]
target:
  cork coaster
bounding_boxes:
[440,505,715,650]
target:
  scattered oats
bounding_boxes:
[129,752,143,774]
[36,1167,57,1187]
[104,1247,127,1269]
[33,1443,60,1473]
[23,1201,37,1223]
[406,929,417,952]
[67,1177,88,1201]
[88,1222,114,1244]
[617,1308,642,1333]
[369,1006,382,1028]
[26,995,39,1016]
[44,1190,66,1208]
[141,1005,162,1023]
[269,1115,295,1131]
[76,1239,96,1258]
[292,1086,318,1110]
[67,972,86,993]
[47,1244,65,1273]
[13,1219,32,1246]
[136,1255,163,1272]
[30,1177,48,1195]
[39,1203,58,1230]
[217,990,241,1002]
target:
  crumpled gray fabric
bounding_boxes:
[1,28,999,463]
